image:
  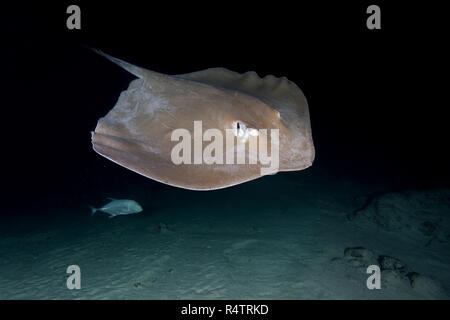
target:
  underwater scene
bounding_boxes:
[2,3,449,300]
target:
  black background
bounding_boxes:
[2,1,449,216]
[0,299,443,318]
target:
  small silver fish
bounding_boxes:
[89,198,143,218]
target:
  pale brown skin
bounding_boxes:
[91,52,315,190]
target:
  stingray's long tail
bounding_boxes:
[91,48,148,79]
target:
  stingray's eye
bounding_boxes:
[233,121,246,139]
[232,121,258,141]
[237,122,245,138]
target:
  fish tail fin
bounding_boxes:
[90,48,149,79]
[89,205,97,216]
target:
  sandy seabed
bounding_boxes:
[1,168,449,300]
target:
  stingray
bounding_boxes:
[91,51,315,190]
